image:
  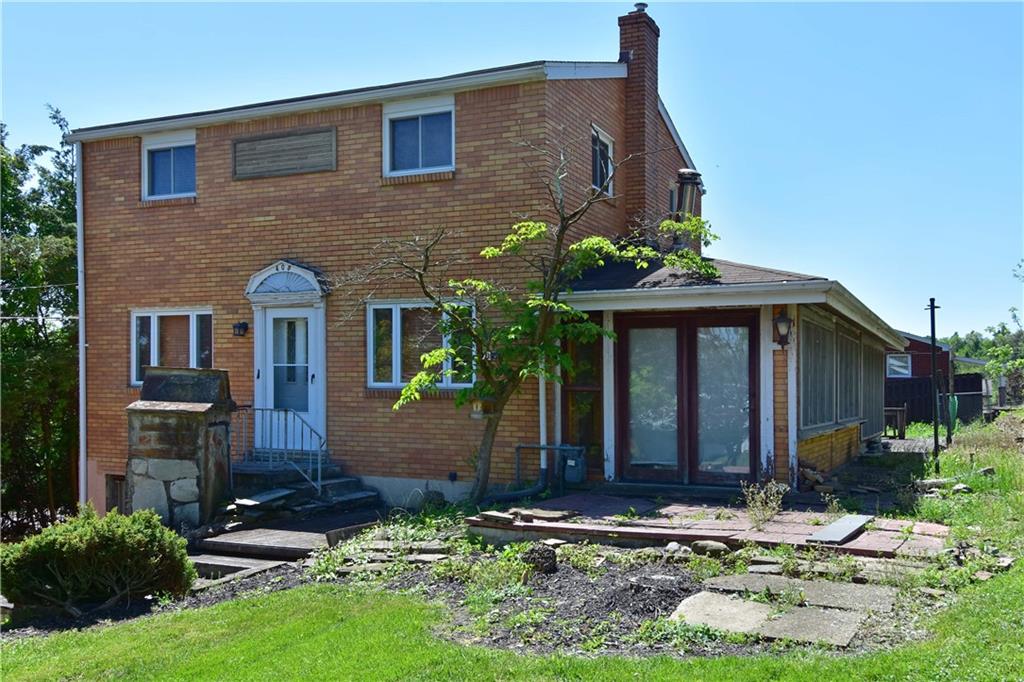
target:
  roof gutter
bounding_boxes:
[565,278,905,349]
[75,141,87,506]
[65,63,551,143]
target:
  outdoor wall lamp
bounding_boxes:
[232,321,249,337]
[773,312,793,348]
[469,398,496,420]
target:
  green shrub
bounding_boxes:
[0,505,195,615]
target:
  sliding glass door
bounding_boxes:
[694,325,752,485]
[616,311,758,486]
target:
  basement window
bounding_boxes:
[366,302,474,388]
[383,97,455,177]
[141,131,196,200]
[131,309,213,385]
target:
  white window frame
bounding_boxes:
[366,301,475,389]
[382,96,456,178]
[886,352,912,378]
[591,124,614,194]
[141,130,197,200]
[130,308,213,386]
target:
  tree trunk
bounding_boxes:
[468,409,505,505]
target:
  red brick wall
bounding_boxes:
[82,75,678,509]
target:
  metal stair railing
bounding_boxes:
[232,405,326,495]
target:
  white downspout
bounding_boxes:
[75,141,87,506]
[538,371,548,469]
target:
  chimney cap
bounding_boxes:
[633,2,648,12]
[677,168,702,182]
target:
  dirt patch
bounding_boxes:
[387,554,789,657]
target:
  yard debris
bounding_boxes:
[978,466,996,477]
[973,570,993,581]
[691,540,731,557]
[521,543,558,574]
[748,564,784,575]
[801,467,826,485]
[814,485,835,494]
[951,483,973,494]
[478,510,517,525]
[915,478,956,492]
[541,538,567,548]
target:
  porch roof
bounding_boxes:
[566,258,906,349]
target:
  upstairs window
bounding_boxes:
[142,131,196,199]
[367,302,473,388]
[131,309,213,385]
[886,353,912,378]
[383,97,455,177]
[591,126,613,193]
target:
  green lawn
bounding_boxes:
[4,571,1023,682]
[5,416,1024,681]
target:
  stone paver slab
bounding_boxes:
[807,514,873,545]
[896,534,945,558]
[872,518,913,532]
[911,521,951,538]
[704,574,897,612]
[670,591,773,633]
[839,530,906,557]
[757,606,866,647]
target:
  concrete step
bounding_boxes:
[326,490,381,512]
[318,477,362,497]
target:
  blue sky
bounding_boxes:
[3,2,1021,339]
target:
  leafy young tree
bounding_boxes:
[1,108,79,534]
[339,140,718,503]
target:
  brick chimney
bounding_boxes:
[619,2,661,228]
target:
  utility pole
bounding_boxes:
[927,298,941,474]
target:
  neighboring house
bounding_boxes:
[68,6,905,512]
[886,331,990,422]
[885,331,955,384]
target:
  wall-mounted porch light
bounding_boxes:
[232,321,249,337]
[469,398,495,420]
[773,311,793,348]
[675,168,703,219]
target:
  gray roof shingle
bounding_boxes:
[570,257,826,292]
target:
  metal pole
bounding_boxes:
[928,298,941,474]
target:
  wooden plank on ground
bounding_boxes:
[807,514,873,545]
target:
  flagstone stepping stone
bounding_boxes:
[807,514,873,545]
[757,606,866,647]
[748,564,784,575]
[670,591,773,633]
[704,574,897,612]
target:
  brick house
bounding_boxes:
[68,6,905,512]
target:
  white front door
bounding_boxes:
[257,307,325,450]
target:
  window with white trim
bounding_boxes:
[131,309,213,385]
[382,97,455,177]
[591,126,613,193]
[141,131,196,199]
[886,353,912,378]
[367,302,474,388]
